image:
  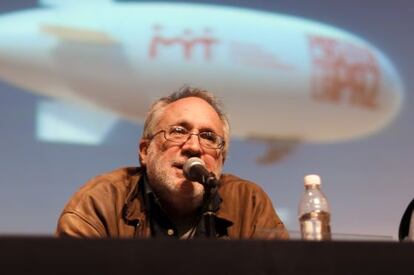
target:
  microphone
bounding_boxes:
[183,157,217,188]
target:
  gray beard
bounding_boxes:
[145,160,204,216]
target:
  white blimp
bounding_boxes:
[0,0,404,162]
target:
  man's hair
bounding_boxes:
[142,87,230,160]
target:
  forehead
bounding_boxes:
[157,97,224,134]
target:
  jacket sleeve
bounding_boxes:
[55,182,114,238]
[250,187,289,240]
[218,174,289,240]
[56,211,105,238]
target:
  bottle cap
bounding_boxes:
[304,174,321,186]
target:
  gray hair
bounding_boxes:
[142,87,230,160]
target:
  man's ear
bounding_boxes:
[138,139,149,166]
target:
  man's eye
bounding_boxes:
[169,126,188,135]
[200,131,217,142]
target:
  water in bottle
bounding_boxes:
[298,174,331,240]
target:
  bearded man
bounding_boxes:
[56,87,288,239]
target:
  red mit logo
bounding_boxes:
[149,25,219,60]
[309,35,380,109]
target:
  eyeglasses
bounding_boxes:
[150,125,225,150]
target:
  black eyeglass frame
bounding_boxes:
[149,127,225,150]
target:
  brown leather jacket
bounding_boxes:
[56,167,289,239]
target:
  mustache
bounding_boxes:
[171,159,186,169]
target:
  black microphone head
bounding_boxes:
[183,157,205,181]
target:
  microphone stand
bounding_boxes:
[201,172,218,238]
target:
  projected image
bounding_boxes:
[0,0,412,239]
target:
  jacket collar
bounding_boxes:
[122,168,146,225]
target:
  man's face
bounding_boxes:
[139,97,225,212]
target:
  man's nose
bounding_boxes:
[181,134,202,156]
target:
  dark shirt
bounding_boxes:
[141,175,229,239]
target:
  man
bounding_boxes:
[56,87,288,239]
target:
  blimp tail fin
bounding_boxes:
[247,137,300,165]
[36,99,119,146]
[39,0,113,7]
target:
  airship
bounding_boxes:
[0,0,404,163]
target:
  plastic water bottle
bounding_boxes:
[298,174,332,240]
